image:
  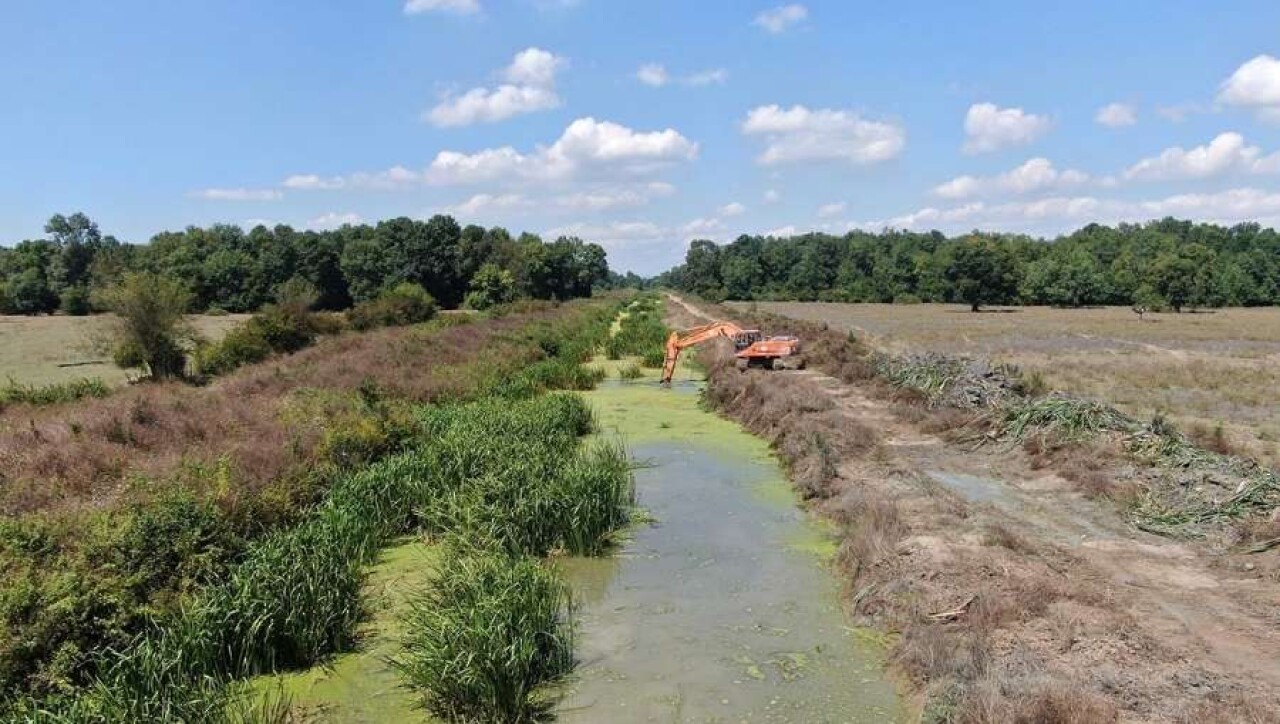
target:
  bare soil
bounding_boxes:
[672,295,1280,723]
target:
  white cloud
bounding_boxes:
[742,104,905,165]
[556,189,651,210]
[308,212,364,230]
[934,157,1090,199]
[544,220,667,249]
[428,117,697,185]
[765,225,800,237]
[427,47,565,127]
[754,4,807,33]
[763,189,781,203]
[855,187,1280,235]
[636,64,727,88]
[636,63,668,87]
[962,102,1051,154]
[503,47,564,87]
[1218,55,1280,120]
[1123,132,1280,181]
[282,174,345,190]
[1095,102,1137,128]
[443,193,530,216]
[191,188,282,201]
[684,68,728,86]
[817,201,847,217]
[646,181,677,196]
[404,0,480,15]
[681,217,725,236]
[718,202,746,216]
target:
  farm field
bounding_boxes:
[733,302,1280,466]
[0,313,250,387]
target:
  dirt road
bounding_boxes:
[669,293,1280,722]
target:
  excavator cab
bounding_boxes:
[731,330,762,351]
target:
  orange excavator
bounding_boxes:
[660,321,804,384]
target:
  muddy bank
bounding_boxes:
[556,371,900,721]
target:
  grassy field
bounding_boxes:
[733,302,1280,465]
[0,313,250,387]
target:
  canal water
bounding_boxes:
[555,377,900,722]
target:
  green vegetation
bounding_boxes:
[0,377,109,408]
[99,272,196,380]
[663,218,1280,310]
[396,548,573,722]
[0,212,616,317]
[347,282,438,331]
[0,296,634,721]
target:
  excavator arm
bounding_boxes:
[660,322,747,384]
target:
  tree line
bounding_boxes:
[0,213,614,315]
[660,218,1280,311]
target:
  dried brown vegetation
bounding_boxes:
[677,295,1280,723]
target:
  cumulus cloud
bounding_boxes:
[404,0,480,15]
[1123,131,1280,181]
[742,104,905,165]
[1095,102,1137,128]
[963,102,1051,154]
[684,68,728,86]
[428,117,698,185]
[426,47,565,127]
[307,212,364,230]
[855,187,1280,235]
[282,174,345,190]
[443,193,531,216]
[1218,54,1280,120]
[754,4,807,33]
[191,188,282,201]
[636,63,668,87]
[555,188,655,210]
[933,158,1089,199]
[817,202,847,218]
[636,64,727,88]
[718,202,746,216]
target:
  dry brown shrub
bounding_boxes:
[894,623,991,684]
[981,522,1032,554]
[831,487,904,578]
[1187,421,1240,456]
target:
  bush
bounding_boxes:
[195,325,272,377]
[347,283,438,331]
[395,548,573,723]
[99,273,195,380]
[59,286,92,316]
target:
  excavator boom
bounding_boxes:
[660,320,802,383]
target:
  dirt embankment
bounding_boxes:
[666,295,1280,724]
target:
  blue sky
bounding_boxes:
[3,0,1280,274]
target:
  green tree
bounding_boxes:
[947,237,1020,311]
[464,263,517,310]
[101,272,195,380]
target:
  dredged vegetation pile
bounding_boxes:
[701,300,1280,544]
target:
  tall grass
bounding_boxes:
[603,296,668,362]
[15,378,633,721]
[395,546,573,723]
[0,377,109,408]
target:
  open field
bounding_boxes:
[0,313,250,387]
[733,302,1280,466]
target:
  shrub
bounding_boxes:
[59,286,93,316]
[395,548,573,723]
[618,363,643,380]
[99,272,195,380]
[0,377,109,408]
[347,283,438,331]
